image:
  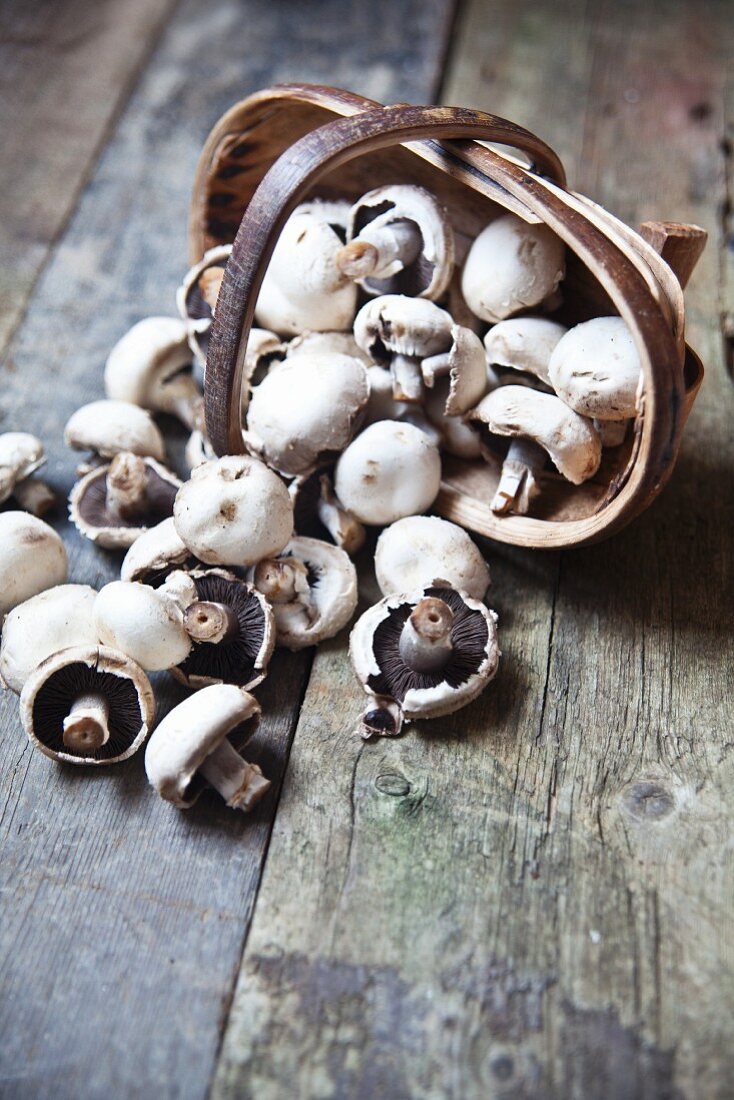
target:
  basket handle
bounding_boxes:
[204,103,567,455]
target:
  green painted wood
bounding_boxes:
[0,0,457,1097]
[213,2,734,1098]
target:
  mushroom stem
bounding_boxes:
[336,219,422,280]
[420,351,452,387]
[13,476,56,516]
[360,696,404,740]
[62,692,110,754]
[198,267,225,313]
[391,354,424,403]
[106,453,150,520]
[198,739,271,810]
[253,558,309,605]
[184,601,239,645]
[317,476,366,556]
[398,597,455,673]
[490,438,546,516]
[159,387,202,431]
[594,418,629,448]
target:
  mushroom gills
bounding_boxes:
[197,736,271,811]
[491,437,546,516]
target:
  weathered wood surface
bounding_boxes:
[214,2,734,1099]
[0,1,455,1097]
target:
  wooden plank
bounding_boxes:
[0,0,457,1097]
[0,0,177,359]
[213,2,734,1097]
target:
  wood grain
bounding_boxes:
[213,2,734,1097]
[0,0,457,1096]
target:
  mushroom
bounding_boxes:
[294,197,351,235]
[334,421,442,526]
[375,517,490,600]
[247,536,358,650]
[64,400,167,473]
[0,584,98,693]
[93,581,192,671]
[69,453,182,549]
[467,386,602,515]
[245,353,369,476]
[285,330,372,365]
[484,317,567,390]
[120,517,198,584]
[353,295,453,402]
[173,455,293,567]
[20,645,155,765]
[461,213,566,323]
[254,209,357,336]
[163,568,274,690]
[176,243,233,366]
[336,185,455,300]
[289,469,366,556]
[420,324,487,415]
[0,432,55,516]
[349,582,500,738]
[547,316,642,421]
[423,384,482,459]
[0,512,67,617]
[239,328,286,418]
[361,366,440,445]
[145,684,269,811]
[105,316,202,429]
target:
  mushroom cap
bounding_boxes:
[171,568,275,690]
[120,517,196,584]
[547,316,642,420]
[145,684,260,808]
[254,211,357,336]
[461,214,566,323]
[173,455,293,566]
[350,583,500,721]
[345,184,455,300]
[353,295,454,362]
[176,244,233,365]
[484,317,568,387]
[0,584,98,694]
[248,536,358,651]
[375,517,490,601]
[424,324,487,416]
[0,432,45,503]
[245,353,369,476]
[93,581,192,671]
[64,400,166,462]
[0,512,67,616]
[334,421,442,526]
[69,456,182,550]
[104,316,200,422]
[20,644,155,765]
[285,330,372,366]
[468,385,602,485]
[294,197,352,232]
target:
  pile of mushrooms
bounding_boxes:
[0,180,645,806]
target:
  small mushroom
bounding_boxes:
[164,568,275,690]
[120,517,198,584]
[337,185,455,300]
[93,581,192,671]
[173,455,293,567]
[349,583,500,737]
[353,295,453,402]
[254,209,357,336]
[484,317,567,389]
[421,324,487,415]
[70,453,182,549]
[65,400,167,472]
[375,517,490,600]
[145,684,269,811]
[467,386,602,515]
[334,421,442,526]
[0,584,98,694]
[247,536,358,650]
[289,469,366,556]
[0,512,67,617]
[0,432,55,516]
[547,316,643,421]
[105,316,202,429]
[20,645,155,765]
[176,243,233,365]
[245,353,369,476]
[461,213,566,323]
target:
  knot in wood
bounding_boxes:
[374,771,411,797]
[621,779,675,821]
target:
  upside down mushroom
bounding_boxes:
[70,453,182,549]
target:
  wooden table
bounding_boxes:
[1,1,731,1096]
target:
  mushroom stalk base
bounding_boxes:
[317,478,365,555]
[491,438,545,516]
[199,739,271,811]
[399,597,454,673]
[184,601,239,645]
[391,354,424,403]
[337,219,422,280]
[63,693,111,754]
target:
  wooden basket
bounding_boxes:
[191,84,706,550]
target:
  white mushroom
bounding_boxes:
[120,517,196,583]
[548,316,642,421]
[173,455,293,566]
[69,453,181,549]
[64,400,166,471]
[245,353,369,476]
[0,584,98,693]
[421,324,487,415]
[461,213,566,323]
[423,384,482,459]
[353,294,454,402]
[105,316,202,429]
[289,469,366,557]
[0,432,55,516]
[238,328,286,419]
[334,421,442,526]
[93,581,192,671]
[484,317,567,389]
[176,243,233,365]
[145,684,268,811]
[0,512,67,617]
[285,330,372,365]
[375,517,490,600]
